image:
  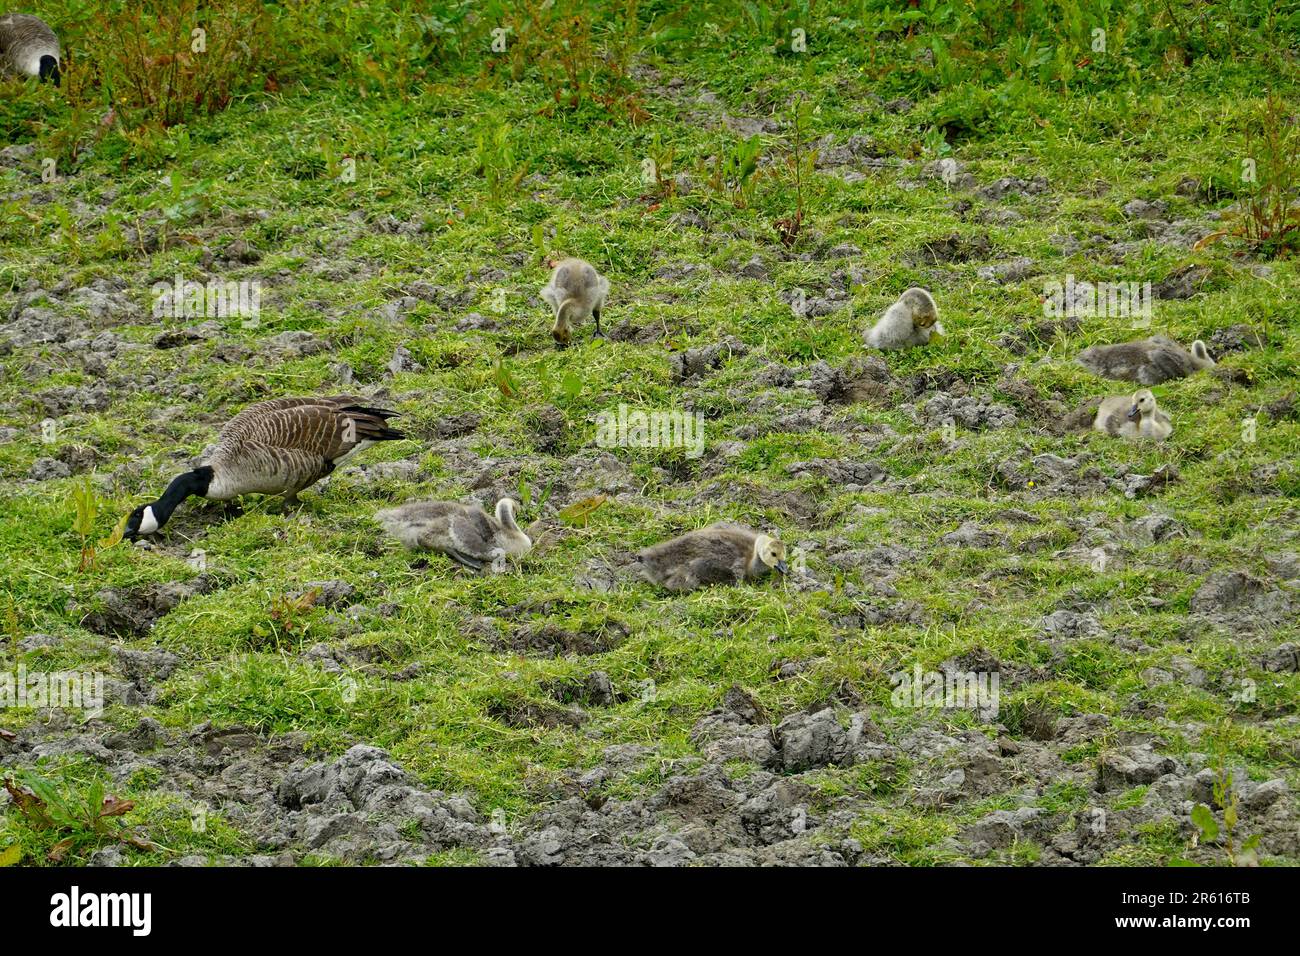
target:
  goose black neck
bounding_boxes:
[152,467,213,524]
[39,56,60,86]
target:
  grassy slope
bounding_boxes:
[0,12,1297,865]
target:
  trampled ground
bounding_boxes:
[0,3,1297,866]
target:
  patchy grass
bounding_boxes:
[0,1,1297,866]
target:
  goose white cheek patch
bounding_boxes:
[138,506,160,535]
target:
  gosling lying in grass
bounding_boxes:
[1076,335,1214,384]
[541,257,609,347]
[376,498,531,572]
[865,287,943,350]
[1093,389,1172,440]
[636,522,789,592]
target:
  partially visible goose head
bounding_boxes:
[901,287,939,328]
[753,534,789,575]
[1,14,61,85]
[494,498,532,557]
[123,503,159,541]
[1127,389,1158,422]
[495,497,521,531]
[38,53,59,85]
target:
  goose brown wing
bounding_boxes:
[221,401,400,460]
[220,396,376,436]
[209,442,332,497]
[0,14,58,49]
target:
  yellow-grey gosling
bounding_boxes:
[864,287,942,350]
[541,257,609,347]
[1076,335,1214,385]
[1093,389,1172,440]
[636,521,788,592]
[375,498,531,573]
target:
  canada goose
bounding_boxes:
[375,498,531,572]
[865,287,943,350]
[541,257,609,347]
[123,396,403,539]
[0,13,60,84]
[1093,389,1172,440]
[1076,336,1214,384]
[636,522,788,592]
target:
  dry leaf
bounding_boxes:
[123,832,156,852]
[1193,230,1228,251]
[2,779,45,820]
[558,495,607,526]
[100,795,136,818]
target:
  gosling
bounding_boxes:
[375,498,531,573]
[865,287,943,350]
[1076,335,1214,385]
[540,257,609,347]
[1093,389,1172,440]
[636,522,789,592]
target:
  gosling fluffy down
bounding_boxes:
[1093,389,1173,440]
[1076,335,1214,385]
[540,257,609,347]
[636,522,788,592]
[865,287,943,350]
[376,498,531,573]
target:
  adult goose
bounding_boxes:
[124,396,403,539]
[0,13,60,84]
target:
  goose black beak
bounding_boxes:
[1126,404,1141,421]
[775,560,790,575]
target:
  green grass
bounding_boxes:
[0,0,1297,866]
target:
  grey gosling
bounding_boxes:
[124,396,403,539]
[0,13,60,84]
[541,257,609,347]
[865,287,943,350]
[1093,388,1173,440]
[636,522,789,592]
[375,498,531,572]
[1076,335,1214,385]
